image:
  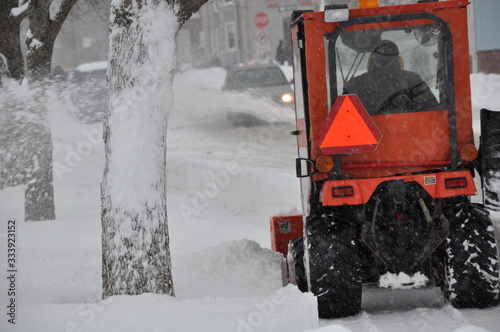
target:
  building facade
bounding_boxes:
[183,0,440,69]
[187,0,316,68]
[469,0,500,74]
[49,0,499,74]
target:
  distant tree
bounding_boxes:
[0,0,26,80]
[0,53,10,86]
[0,0,87,221]
[0,0,82,81]
[101,0,208,298]
[26,0,80,81]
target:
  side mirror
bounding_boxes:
[296,158,314,178]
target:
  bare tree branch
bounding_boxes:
[49,0,79,41]
[10,0,29,22]
[175,0,209,26]
[0,0,25,78]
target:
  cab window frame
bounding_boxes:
[324,12,458,168]
[325,13,454,115]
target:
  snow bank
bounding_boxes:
[453,327,491,332]
[305,325,353,332]
[470,74,500,136]
[5,286,318,332]
[175,239,286,298]
[470,74,500,112]
[0,214,318,331]
[75,61,107,72]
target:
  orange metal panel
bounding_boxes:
[303,16,332,166]
[320,170,476,206]
[439,5,474,150]
[341,110,451,178]
[296,118,307,147]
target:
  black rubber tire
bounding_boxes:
[305,214,362,319]
[443,202,500,308]
[287,237,308,292]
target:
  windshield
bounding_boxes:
[231,67,288,89]
[328,22,448,115]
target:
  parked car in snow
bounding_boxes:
[222,64,294,106]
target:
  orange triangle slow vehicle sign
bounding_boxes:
[316,95,382,155]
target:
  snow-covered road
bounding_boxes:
[333,288,500,332]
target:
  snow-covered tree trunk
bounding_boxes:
[21,0,78,221]
[1,0,80,221]
[24,87,56,222]
[23,0,58,221]
[101,0,179,298]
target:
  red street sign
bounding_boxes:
[254,12,269,28]
[316,95,382,155]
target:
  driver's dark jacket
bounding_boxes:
[343,68,439,115]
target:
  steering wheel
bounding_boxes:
[375,81,438,115]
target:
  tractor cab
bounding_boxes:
[271,0,500,319]
[292,0,476,200]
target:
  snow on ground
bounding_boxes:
[470,73,500,137]
[0,66,315,332]
[0,68,500,331]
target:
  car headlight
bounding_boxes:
[281,93,294,103]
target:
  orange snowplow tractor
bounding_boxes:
[298,1,473,180]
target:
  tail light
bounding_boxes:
[445,177,467,189]
[332,186,354,197]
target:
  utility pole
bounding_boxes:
[236,0,248,64]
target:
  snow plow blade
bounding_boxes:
[480,109,500,211]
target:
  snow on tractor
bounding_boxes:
[270,0,500,319]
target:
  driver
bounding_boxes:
[343,40,438,115]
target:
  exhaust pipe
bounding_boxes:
[480,109,500,211]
